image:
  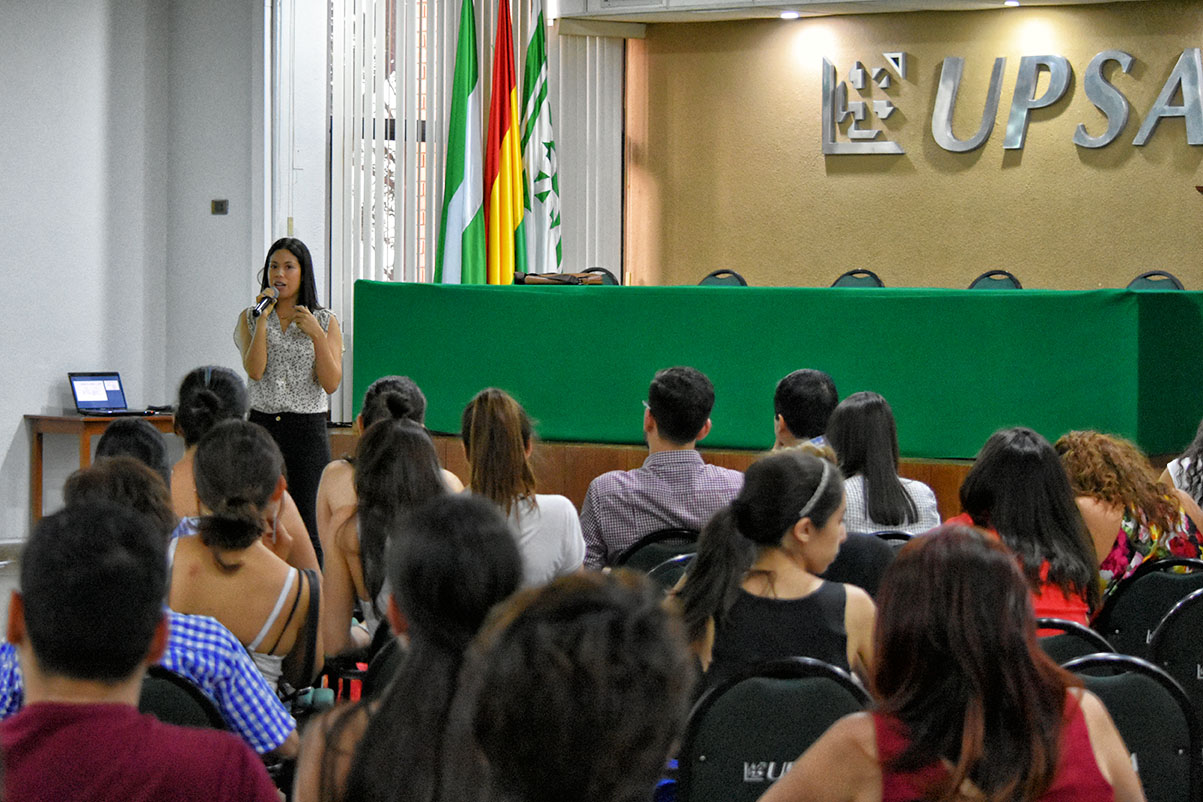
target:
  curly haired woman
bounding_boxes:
[1055,430,1203,601]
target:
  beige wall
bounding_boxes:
[625,0,1203,289]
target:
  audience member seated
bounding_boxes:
[582,366,743,568]
[951,428,1100,625]
[773,368,838,449]
[95,417,172,488]
[1,502,280,801]
[170,420,322,691]
[442,571,694,802]
[315,375,463,553]
[1056,430,1203,601]
[320,414,447,658]
[462,388,585,587]
[677,448,875,689]
[758,526,1143,802]
[0,457,298,758]
[1161,416,1203,513]
[172,365,319,573]
[826,391,940,535]
[293,494,523,802]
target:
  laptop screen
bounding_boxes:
[68,372,128,412]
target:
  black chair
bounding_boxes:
[1129,270,1185,290]
[699,269,747,286]
[678,657,870,802]
[1093,557,1203,660]
[609,528,699,572]
[968,269,1022,289]
[1063,653,1202,802]
[646,553,695,593]
[872,529,912,555]
[1151,587,1203,729]
[362,636,407,699]
[583,266,620,285]
[831,269,883,288]
[139,665,227,730]
[821,531,896,599]
[1036,618,1115,664]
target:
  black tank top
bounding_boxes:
[704,581,849,692]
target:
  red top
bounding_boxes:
[874,695,1115,801]
[944,513,1090,628]
[1,702,279,802]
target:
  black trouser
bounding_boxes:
[250,409,329,566]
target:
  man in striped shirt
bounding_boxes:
[581,367,743,568]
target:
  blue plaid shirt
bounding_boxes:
[0,610,294,755]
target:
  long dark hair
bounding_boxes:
[959,427,1100,611]
[175,366,248,446]
[874,525,1077,800]
[461,388,536,516]
[353,417,447,605]
[450,572,694,802]
[1176,417,1203,505]
[193,420,282,568]
[324,495,523,802]
[826,391,918,526]
[259,237,322,310]
[677,448,843,638]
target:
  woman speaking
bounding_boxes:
[235,237,342,563]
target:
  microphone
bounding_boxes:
[251,287,278,318]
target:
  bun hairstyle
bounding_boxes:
[461,388,536,516]
[194,420,283,567]
[733,449,843,545]
[361,376,427,429]
[176,366,249,446]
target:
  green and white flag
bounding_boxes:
[520,0,562,273]
[435,0,486,284]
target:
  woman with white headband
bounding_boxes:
[676,446,876,692]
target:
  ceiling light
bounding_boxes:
[1003,1,1020,6]
[780,9,801,19]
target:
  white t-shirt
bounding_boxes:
[508,494,586,588]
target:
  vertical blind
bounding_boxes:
[327,0,624,420]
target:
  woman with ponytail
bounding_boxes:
[676,447,875,689]
[171,365,319,573]
[169,419,323,690]
[461,388,585,588]
[319,414,447,657]
[759,526,1144,802]
[293,494,523,802]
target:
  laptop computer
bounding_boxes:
[67,371,148,416]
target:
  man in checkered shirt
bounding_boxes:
[581,367,743,568]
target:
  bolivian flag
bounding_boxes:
[485,0,527,285]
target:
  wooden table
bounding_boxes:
[25,414,175,523]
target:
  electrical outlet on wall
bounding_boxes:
[211,199,229,215]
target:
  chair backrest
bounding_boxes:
[583,266,620,285]
[1094,558,1203,660]
[646,553,695,593]
[363,636,407,699]
[1063,653,1202,802]
[1151,587,1203,731]
[609,528,699,571]
[699,269,748,286]
[1036,618,1115,664]
[821,532,896,599]
[139,665,228,730]
[872,529,913,555]
[968,270,1022,289]
[1128,270,1185,290]
[678,657,870,802]
[831,269,884,288]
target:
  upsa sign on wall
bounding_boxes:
[822,48,1203,154]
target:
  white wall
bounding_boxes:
[0,0,170,542]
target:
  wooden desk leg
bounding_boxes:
[30,430,44,525]
[79,429,93,469]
